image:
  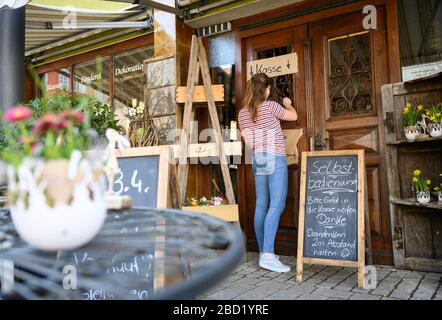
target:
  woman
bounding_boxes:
[238,73,298,273]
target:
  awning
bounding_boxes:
[25,0,149,56]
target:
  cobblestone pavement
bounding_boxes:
[198,252,442,300]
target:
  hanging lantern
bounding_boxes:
[0,0,29,10]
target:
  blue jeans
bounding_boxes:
[252,152,288,254]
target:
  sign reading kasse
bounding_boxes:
[247,52,298,80]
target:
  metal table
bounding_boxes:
[0,208,244,300]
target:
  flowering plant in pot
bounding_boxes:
[411,169,432,204]
[1,105,107,251]
[425,103,442,138]
[402,103,423,141]
[185,196,226,207]
[434,174,442,203]
[122,99,159,147]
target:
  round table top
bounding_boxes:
[0,208,244,300]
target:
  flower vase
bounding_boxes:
[128,119,159,147]
[416,191,431,204]
[429,123,442,138]
[7,152,106,251]
[438,192,442,203]
[404,126,421,141]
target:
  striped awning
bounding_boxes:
[25,1,147,56]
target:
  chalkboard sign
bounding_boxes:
[113,146,170,208]
[296,150,366,288]
[60,221,157,300]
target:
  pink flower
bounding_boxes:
[59,109,85,125]
[4,106,32,123]
[32,113,59,135]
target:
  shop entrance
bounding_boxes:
[238,7,393,264]
[240,26,310,255]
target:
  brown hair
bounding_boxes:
[243,73,271,122]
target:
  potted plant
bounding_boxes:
[1,104,108,251]
[122,99,158,147]
[412,169,431,204]
[425,102,442,138]
[402,103,423,141]
[434,173,442,203]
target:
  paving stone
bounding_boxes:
[200,251,440,301]
[334,285,355,292]
[261,271,283,279]
[423,273,442,280]
[410,293,433,300]
[351,287,371,294]
[389,291,411,300]
[371,288,394,297]
[349,293,382,300]
[207,289,244,300]
[235,286,279,300]
[266,286,312,300]
[234,277,262,287]
[312,288,353,300]
[256,279,293,290]
[296,294,329,300]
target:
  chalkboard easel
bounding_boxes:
[114,146,171,208]
[296,150,366,289]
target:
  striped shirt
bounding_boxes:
[238,100,286,156]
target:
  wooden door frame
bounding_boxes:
[234,0,401,258]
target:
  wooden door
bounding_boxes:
[310,7,393,264]
[240,26,309,255]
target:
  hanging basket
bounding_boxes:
[128,119,159,147]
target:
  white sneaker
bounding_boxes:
[259,254,291,273]
[259,252,280,260]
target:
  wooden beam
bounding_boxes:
[172,142,242,158]
[176,85,224,103]
[197,37,236,205]
[177,36,199,204]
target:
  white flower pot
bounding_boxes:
[416,191,431,204]
[429,123,442,138]
[7,154,106,251]
[439,192,442,203]
[404,126,421,141]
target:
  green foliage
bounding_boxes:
[25,94,122,135]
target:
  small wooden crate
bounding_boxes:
[181,204,239,222]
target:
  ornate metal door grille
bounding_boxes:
[328,31,373,117]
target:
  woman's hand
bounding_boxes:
[283,97,292,108]
[281,97,298,121]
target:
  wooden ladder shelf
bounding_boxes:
[176,35,236,206]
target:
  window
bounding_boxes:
[59,73,69,91]
[398,0,442,81]
[113,46,155,132]
[73,57,111,104]
[41,68,71,96]
[207,32,238,198]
